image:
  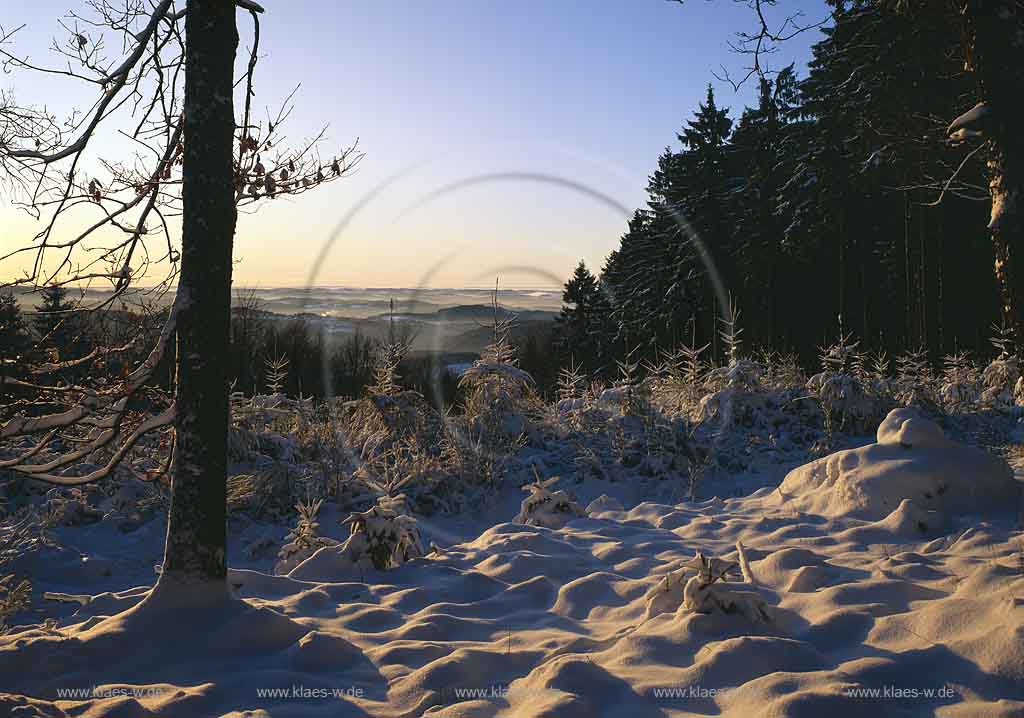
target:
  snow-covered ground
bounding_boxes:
[1,383,1023,717]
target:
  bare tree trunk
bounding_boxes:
[161,0,238,584]
[962,1,1024,340]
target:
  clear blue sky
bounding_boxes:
[0,0,827,288]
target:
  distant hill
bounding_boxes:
[445,318,556,354]
[371,304,557,323]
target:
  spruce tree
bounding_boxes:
[730,67,798,347]
[33,285,90,363]
[0,292,32,380]
[556,261,604,370]
[676,85,735,361]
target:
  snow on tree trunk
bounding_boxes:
[160,0,239,584]
[963,1,1024,339]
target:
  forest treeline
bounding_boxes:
[0,286,465,407]
[1,6,1005,406]
[554,3,997,376]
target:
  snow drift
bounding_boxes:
[3,480,1024,717]
[778,408,1021,521]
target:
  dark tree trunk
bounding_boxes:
[962,1,1024,340]
[161,0,238,583]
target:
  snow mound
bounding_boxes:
[779,408,1020,520]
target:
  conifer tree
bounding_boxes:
[556,261,606,370]
[33,285,91,363]
[0,292,32,379]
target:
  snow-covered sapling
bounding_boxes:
[894,348,937,409]
[275,498,337,575]
[340,495,424,570]
[681,550,770,621]
[807,332,874,435]
[646,545,770,622]
[514,472,586,529]
[0,573,31,634]
[264,352,290,395]
[939,352,981,412]
[981,323,1021,409]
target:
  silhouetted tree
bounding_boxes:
[0,0,361,588]
[556,261,606,370]
[0,292,32,387]
[33,285,90,362]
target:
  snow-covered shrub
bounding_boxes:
[227,463,305,520]
[439,421,525,502]
[597,384,637,414]
[338,391,443,463]
[264,352,289,394]
[548,364,613,441]
[806,334,876,434]
[0,511,51,630]
[645,546,768,622]
[651,343,709,413]
[514,474,586,529]
[228,391,311,462]
[679,551,738,603]
[696,365,769,427]
[334,389,469,513]
[227,419,260,461]
[459,304,536,430]
[556,361,586,403]
[981,329,1020,410]
[894,348,938,410]
[597,375,693,475]
[939,352,981,412]
[702,301,762,395]
[645,569,688,619]
[274,498,337,575]
[447,302,540,503]
[339,495,424,570]
[609,350,652,416]
[681,550,769,621]
[638,412,697,478]
[758,350,807,391]
[460,359,536,422]
[703,358,764,395]
[0,573,31,634]
[696,302,767,424]
[293,401,353,499]
[573,443,613,482]
[368,339,408,397]
[855,350,895,403]
[807,372,873,433]
[697,361,768,429]
[351,428,465,516]
[0,510,52,569]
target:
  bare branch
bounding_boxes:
[670,0,835,88]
